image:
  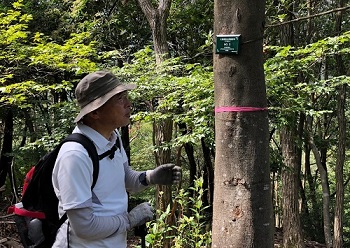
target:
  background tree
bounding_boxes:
[333,1,346,247]
[277,0,305,246]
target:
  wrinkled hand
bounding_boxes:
[146,163,182,185]
[128,202,154,229]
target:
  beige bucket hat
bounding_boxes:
[74,70,136,122]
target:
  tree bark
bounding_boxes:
[212,1,273,247]
[137,0,171,64]
[333,1,346,247]
[334,78,345,248]
[278,1,304,247]
[178,122,197,190]
[136,2,173,246]
[280,127,304,248]
[201,137,214,213]
[305,117,332,248]
[0,108,14,194]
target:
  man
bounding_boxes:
[52,70,181,247]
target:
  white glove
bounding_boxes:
[146,163,182,185]
[128,202,154,228]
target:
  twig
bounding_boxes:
[267,6,350,28]
[0,213,15,219]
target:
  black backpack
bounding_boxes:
[9,133,100,248]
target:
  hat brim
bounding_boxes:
[74,83,136,123]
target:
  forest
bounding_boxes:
[0,0,350,247]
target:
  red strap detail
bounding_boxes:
[7,206,14,214]
[13,206,46,219]
[22,166,36,194]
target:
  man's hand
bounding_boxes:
[128,202,154,229]
[146,163,182,185]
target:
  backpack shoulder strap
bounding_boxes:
[57,133,100,228]
[62,133,99,189]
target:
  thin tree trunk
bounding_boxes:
[305,117,332,248]
[201,138,214,213]
[280,127,304,248]
[333,1,346,247]
[152,118,173,248]
[334,81,345,248]
[273,172,281,229]
[136,2,173,247]
[304,144,317,210]
[178,123,197,189]
[279,1,304,246]
[0,108,14,195]
[306,0,314,44]
[153,118,173,212]
[137,0,171,64]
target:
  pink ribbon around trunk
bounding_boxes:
[215,106,268,113]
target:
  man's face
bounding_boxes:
[97,91,132,129]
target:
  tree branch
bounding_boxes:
[266,6,350,28]
[137,0,156,28]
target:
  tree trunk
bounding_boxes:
[278,1,304,247]
[137,0,170,64]
[280,127,304,248]
[333,1,346,247]
[0,108,14,194]
[306,0,315,44]
[334,79,345,248]
[305,117,332,248]
[136,5,173,247]
[178,123,197,191]
[137,3,173,246]
[304,142,321,240]
[121,126,131,161]
[304,145,317,211]
[201,137,214,214]
[212,1,273,247]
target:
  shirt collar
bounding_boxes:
[74,123,119,150]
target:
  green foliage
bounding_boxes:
[168,0,214,61]
[0,0,98,107]
[265,26,350,245]
[0,0,31,72]
[30,32,97,73]
[58,0,151,55]
[130,122,155,171]
[114,47,214,153]
[0,1,99,188]
[146,177,211,248]
[0,80,72,107]
[265,31,350,127]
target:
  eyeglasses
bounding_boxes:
[112,92,129,104]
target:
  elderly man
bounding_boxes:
[52,70,181,247]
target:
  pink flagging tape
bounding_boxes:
[215,106,268,113]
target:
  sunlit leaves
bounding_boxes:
[114,47,214,151]
[0,80,73,107]
[0,2,32,46]
[265,31,350,125]
[0,0,97,109]
[0,0,99,160]
[29,32,97,73]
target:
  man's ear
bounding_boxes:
[86,110,100,120]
